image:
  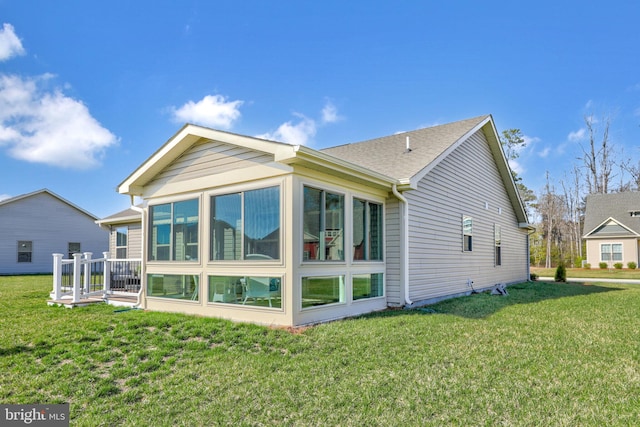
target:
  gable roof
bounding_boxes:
[583,192,640,237]
[0,188,99,221]
[118,115,528,225]
[118,123,398,195]
[321,114,528,225]
[322,115,490,184]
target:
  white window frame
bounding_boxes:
[494,224,502,266]
[600,242,623,263]
[462,215,473,252]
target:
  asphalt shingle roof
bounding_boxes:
[583,192,640,236]
[321,115,490,181]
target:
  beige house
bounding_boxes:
[115,115,531,326]
[583,192,640,268]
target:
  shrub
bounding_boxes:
[584,263,591,269]
[599,262,608,269]
[628,262,637,270]
[530,273,538,281]
[614,263,623,269]
[555,264,567,282]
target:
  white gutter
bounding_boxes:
[130,195,146,309]
[392,184,412,306]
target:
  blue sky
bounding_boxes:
[1,1,639,218]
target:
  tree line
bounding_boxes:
[501,115,638,268]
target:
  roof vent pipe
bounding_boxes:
[405,136,412,153]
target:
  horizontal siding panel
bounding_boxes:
[148,139,274,188]
[405,130,528,303]
[385,197,402,305]
[0,193,108,274]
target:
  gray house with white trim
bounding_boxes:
[112,114,531,326]
[0,189,108,274]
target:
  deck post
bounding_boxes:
[72,253,83,303]
[52,253,63,300]
[83,252,93,294]
[103,252,111,293]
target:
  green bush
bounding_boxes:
[614,263,623,269]
[599,262,608,269]
[584,263,591,269]
[530,273,538,281]
[628,262,637,270]
[555,264,567,282]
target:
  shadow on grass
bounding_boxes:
[363,281,624,320]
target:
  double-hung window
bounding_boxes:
[303,186,344,261]
[17,241,32,263]
[115,227,128,259]
[601,243,622,262]
[353,198,383,261]
[149,199,199,261]
[210,186,280,260]
[462,216,473,252]
[494,224,502,266]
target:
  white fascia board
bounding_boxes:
[582,216,640,238]
[118,124,294,195]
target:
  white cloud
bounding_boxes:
[538,147,551,158]
[171,94,243,129]
[508,159,524,175]
[257,113,317,145]
[0,193,11,201]
[0,73,118,169]
[0,23,25,61]
[321,100,341,124]
[568,128,586,142]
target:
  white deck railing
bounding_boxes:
[51,252,142,304]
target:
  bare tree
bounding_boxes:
[579,115,614,194]
[621,158,640,191]
[560,166,584,266]
[538,172,568,268]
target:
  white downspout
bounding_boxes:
[130,195,145,308]
[392,184,412,306]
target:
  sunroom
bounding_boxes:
[118,124,395,326]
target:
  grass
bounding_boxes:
[531,266,640,280]
[1,276,640,426]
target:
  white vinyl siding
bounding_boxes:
[384,197,402,305]
[404,131,529,303]
[0,192,108,274]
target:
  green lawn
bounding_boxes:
[1,276,640,426]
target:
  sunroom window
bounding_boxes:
[301,275,345,308]
[353,198,383,261]
[210,186,280,261]
[303,186,344,261]
[149,199,199,261]
[352,273,384,300]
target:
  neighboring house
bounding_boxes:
[582,192,640,268]
[0,189,108,274]
[96,207,143,260]
[116,115,531,326]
